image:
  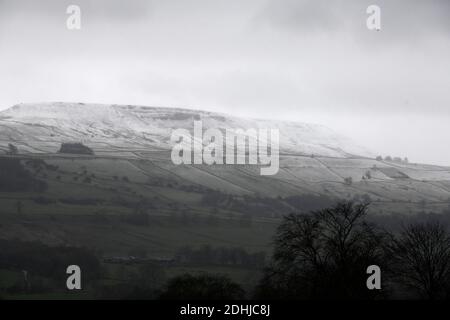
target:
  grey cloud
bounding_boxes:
[256,0,450,43]
[0,0,153,22]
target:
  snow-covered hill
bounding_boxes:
[1,102,450,215]
[0,102,373,158]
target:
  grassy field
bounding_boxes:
[2,153,450,254]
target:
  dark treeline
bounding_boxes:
[0,240,100,294]
[0,158,47,192]
[368,207,450,233]
[159,273,245,300]
[0,240,101,280]
[58,142,94,155]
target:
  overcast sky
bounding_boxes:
[0,0,449,165]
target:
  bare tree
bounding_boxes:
[389,222,450,299]
[257,202,390,299]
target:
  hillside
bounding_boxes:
[0,102,373,157]
[1,102,450,253]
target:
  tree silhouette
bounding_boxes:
[388,222,450,299]
[58,142,94,155]
[7,143,18,155]
[344,177,353,185]
[256,202,389,299]
[159,273,245,300]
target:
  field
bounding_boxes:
[1,151,450,298]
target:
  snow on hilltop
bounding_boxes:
[0,102,374,157]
